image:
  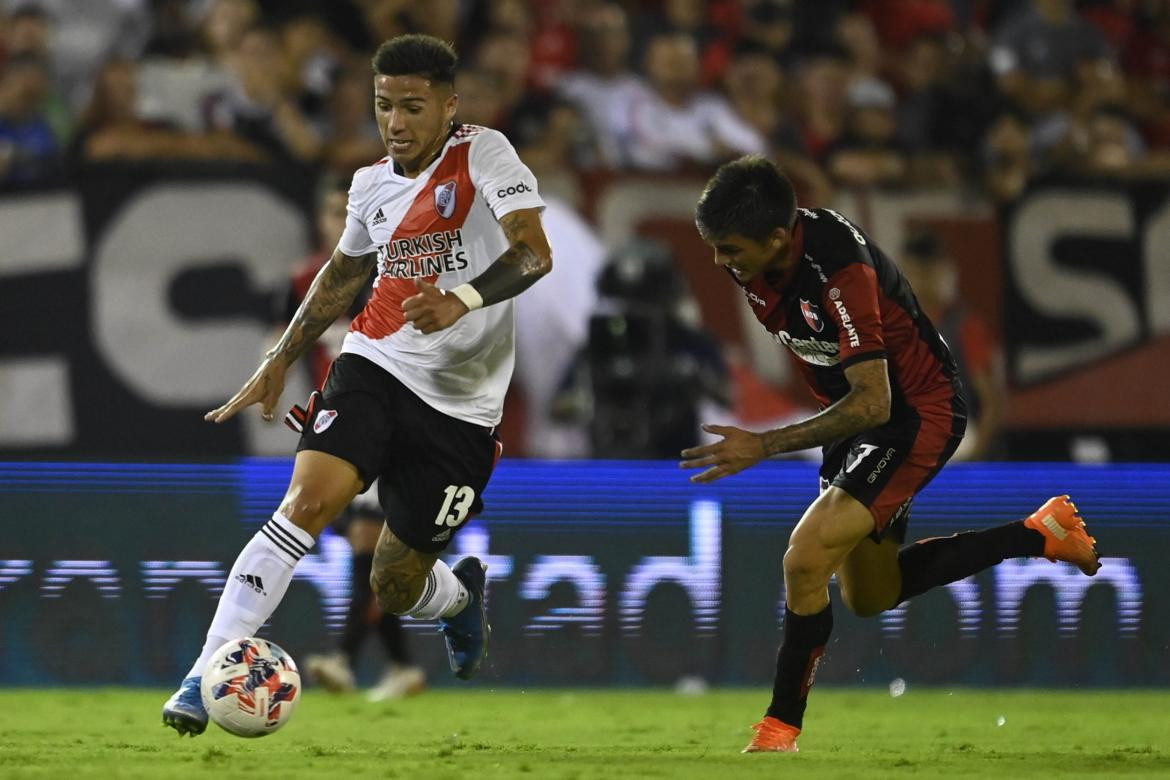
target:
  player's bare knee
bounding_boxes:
[280,507,325,536]
[783,544,828,587]
[277,492,338,535]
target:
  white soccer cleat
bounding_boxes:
[304,651,356,693]
[366,665,426,702]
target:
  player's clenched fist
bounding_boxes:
[402,279,470,334]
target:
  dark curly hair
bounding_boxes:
[371,34,457,85]
[695,155,797,242]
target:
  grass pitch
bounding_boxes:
[0,688,1166,778]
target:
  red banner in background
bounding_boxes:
[999,183,1170,429]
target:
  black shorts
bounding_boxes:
[819,399,966,544]
[296,353,502,553]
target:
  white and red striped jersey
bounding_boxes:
[335,124,545,426]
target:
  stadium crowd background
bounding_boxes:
[2,0,1166,461]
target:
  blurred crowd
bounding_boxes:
[4,0,1164,461]
[4,0,1170,199]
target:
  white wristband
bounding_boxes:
[450,283,484,312]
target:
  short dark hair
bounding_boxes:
[371,34,457,84]
[695,155,797,242]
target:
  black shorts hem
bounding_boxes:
[294,438,378,492]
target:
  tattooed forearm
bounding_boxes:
[760,401,883,455]
[370,525,439,615]
[267,249,375,366]
[467,208,552,307]
[759,358,892,456]
[469,240,548,305]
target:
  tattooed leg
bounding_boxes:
[370,525,438,615]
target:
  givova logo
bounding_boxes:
[744,290,767,308]
[866,447,898,484]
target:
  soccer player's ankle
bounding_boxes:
[403,559,469,620]
[1019,522,1047,554]
[185,634,229,680]
[762,712,801,731]
[440,594,470,618]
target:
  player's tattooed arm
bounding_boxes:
[268,249,377,366]
[370,525,440,615]
[205,249,374,423]
[469,207,553,306]
[760,358,892,455]
[680,358,890,483]
[402,208,551,334]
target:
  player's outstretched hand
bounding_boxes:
[403,279,469,334]
[680,424,765,483]
[205,358,288,424]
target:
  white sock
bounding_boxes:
[185,512,315,679]
[404,558,469,619]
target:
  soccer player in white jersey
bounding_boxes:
[163,34,553,736]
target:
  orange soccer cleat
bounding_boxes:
[1024,495,1101,576]
[742,716,800,753]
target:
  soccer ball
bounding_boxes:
[200,637,301,737]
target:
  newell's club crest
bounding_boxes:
[800,298,824,332]
[434,180,457,219]
[313,409,338,434]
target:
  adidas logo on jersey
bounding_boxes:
[371,208,387,226]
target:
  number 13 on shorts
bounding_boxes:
[435,484,476,527]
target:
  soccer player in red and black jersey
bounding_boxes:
[680,156,1101,754]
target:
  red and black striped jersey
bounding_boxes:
[731,207,960,420]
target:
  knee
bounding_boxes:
[783,544,827,587]
[278,494,336,536]
[369,570,417,615]
[285,495,328,521]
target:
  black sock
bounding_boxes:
[378,612,410,665]
[766,603,833,729]
[340,552,375,666]
[897,521,1045,604]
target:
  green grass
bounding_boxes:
[0,688,1167,778]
